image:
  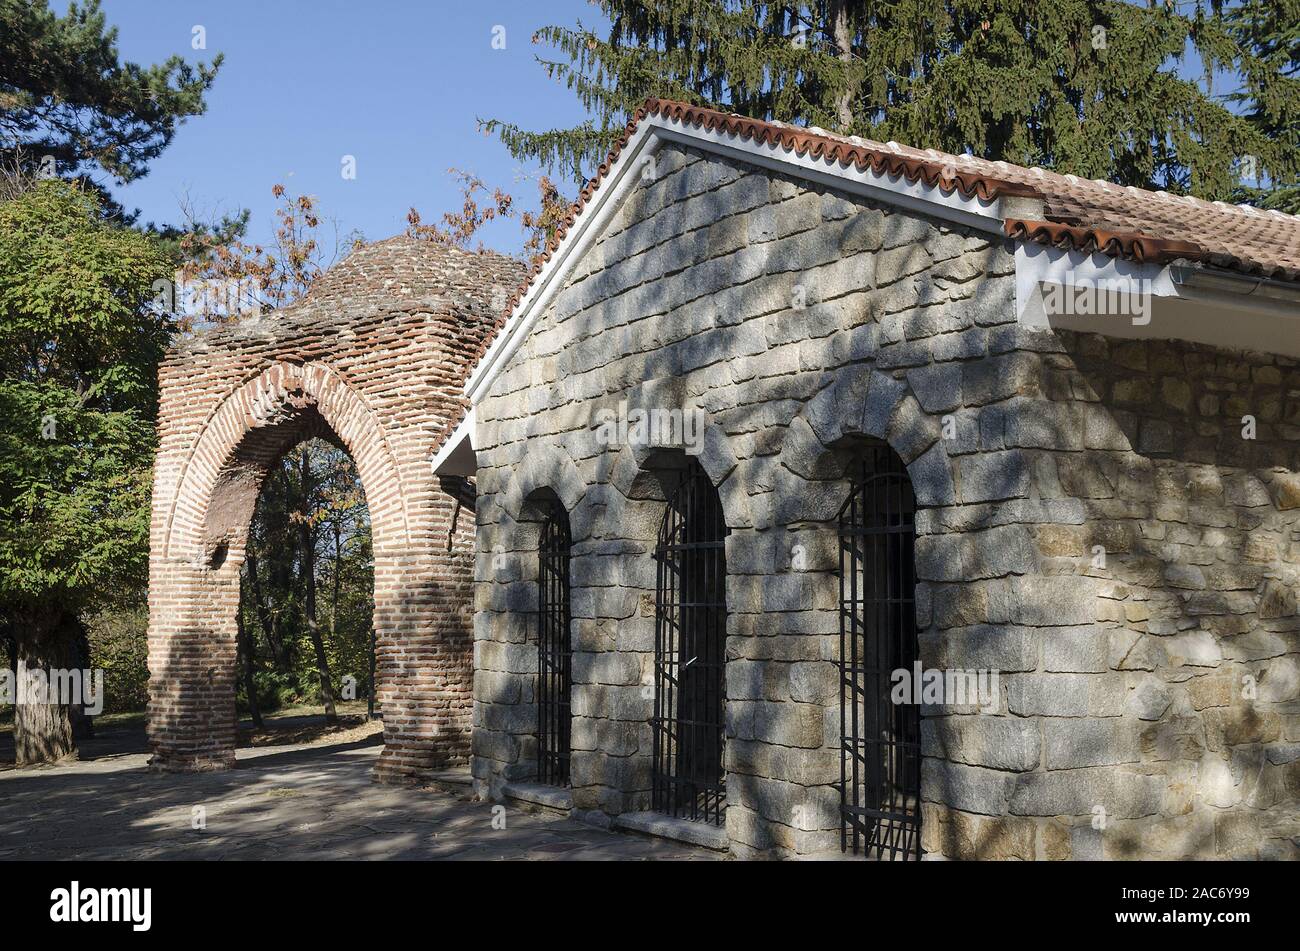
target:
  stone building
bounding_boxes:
[435,99,1300,859]
[146,238,523,784]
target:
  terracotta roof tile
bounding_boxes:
[723,103,1300,281]
[1003,219,1204,264]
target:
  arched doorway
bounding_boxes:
[236,435,374,733]
[652,457,727,825]
[838,440,921,859]
[147,360,475,779]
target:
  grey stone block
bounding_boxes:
[1009,767,1163,818]
[1006,673,1091,717]
[906,363,964,413]
[1043,719,1140,769]
[922,716,1040,771]
[880,214,932,250]
[612,811,730,850]
[907,442,957,506]
[962,352,1041,405]
[1005,576,1099,625]
[730,699,824,748]
[860,371,907,438]
[959,449,1031,502]
[921,759,1016,816]
[1043,625,1110,673]
[919,624,1039,672]
[838,208,884,251]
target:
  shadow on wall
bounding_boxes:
[1034,331,1299,860]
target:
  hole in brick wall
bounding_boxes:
[209,543,228,570]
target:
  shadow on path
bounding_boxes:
[0,733,717,862]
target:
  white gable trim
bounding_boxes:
[463,112,1043,404]
[430,408,475,477]
[464,120,661,403]
[649,118,1017,235]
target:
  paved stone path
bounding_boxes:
[0,736,718,861]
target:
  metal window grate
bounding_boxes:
[838,443,922,860]
[652,460,727,825]
[536,499,572,787]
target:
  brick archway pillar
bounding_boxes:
[143,239,525,782]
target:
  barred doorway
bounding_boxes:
[652,458,727,825]
[536,498,572,787]
[838,442,922,859]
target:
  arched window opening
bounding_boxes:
[652,458,727,825]
[536,499,572,787]
[838,442,921,860]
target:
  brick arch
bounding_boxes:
[147,239,523,780]
[161,361,411,565]
[148,359,451,775]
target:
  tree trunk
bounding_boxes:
[331,518,342,645]
[299,450,337,724]
[67,615,93,741]
[829,0,855,132]
[236,591,264,730]
[244,549,285,669]
[270,468,298,672]
[12,604,79,766]
[4,623,16,685]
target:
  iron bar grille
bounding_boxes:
[652,460,727,825]
[536,499,572,787]
[839,444,922,860]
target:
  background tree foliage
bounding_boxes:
[0,0,221,185]
[407,168,570,268]
[484,0,1299,209]
[238,440,374,721]
[0,1,225,763]
[1223,0,1300,209]
[0,179,172,763]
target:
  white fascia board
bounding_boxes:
[430,408,476,477]
[1015,242,1300,357]
[464,112,1035,405]
[1015,242,1173,327]
[464,121,662,403]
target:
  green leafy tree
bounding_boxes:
[0,0,222,185]
[0,180,172,764]
[484,0,1298,205]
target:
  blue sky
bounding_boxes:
[99,0,606,257]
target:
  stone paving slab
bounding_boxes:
[0,739,719,861]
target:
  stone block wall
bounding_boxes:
[147,239,522,782]
[471,143,1299,858]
